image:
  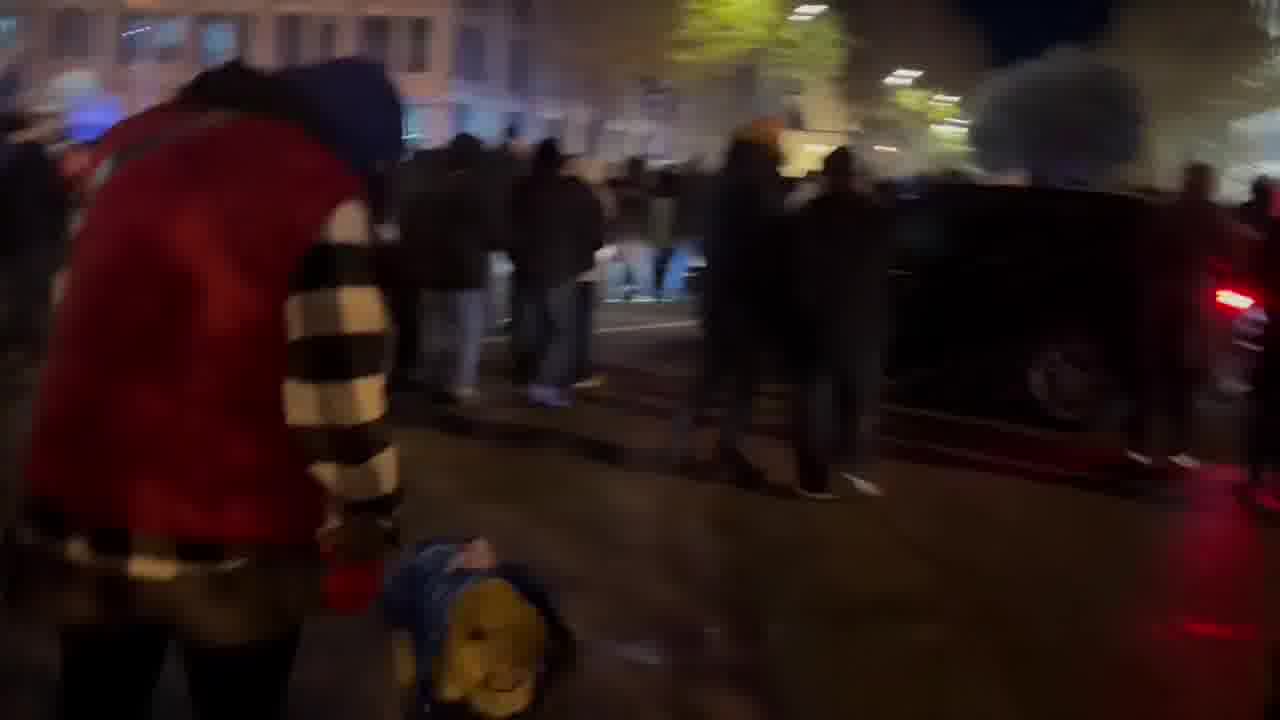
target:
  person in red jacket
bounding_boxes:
[9,60,402,719]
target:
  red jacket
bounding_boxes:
[25,106,363,546]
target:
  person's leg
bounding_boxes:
[573,281,597,384]
[452,288,488,397]
[1168,328,1201,466]
[182,627,302,720]
[57,623,172,720]
[509,282,541,386]
[1249,349,1277,488]
[533,282,578,395]
[654,248,674,300]
[717,338,764,487]
[841,345,886,496]
[792,370,837,498]
[392,289,420,383]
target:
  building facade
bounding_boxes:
[0,0,678,158]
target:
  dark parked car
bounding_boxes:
[885,183,1152,427]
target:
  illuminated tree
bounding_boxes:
[668,0,850,111]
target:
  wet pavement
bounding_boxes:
[2,302,1278,718]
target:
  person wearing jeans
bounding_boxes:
[420,288,488,401]
[509,141,605,407]
[513,281,579,406]
[401,133,500,403]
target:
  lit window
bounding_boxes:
[276,15,303,66]
[119,15,188,64]
[407,18,431,73]
[360,16,391,65]
[0,16,18,52]
[198,15,247,67]
[52,8,92,59]
[455,26,485,83]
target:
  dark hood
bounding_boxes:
[274,59,403,178]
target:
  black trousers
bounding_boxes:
[1248,335,1280,487]
[390,288,421,381]
[678,321,761,458]
[1128,317,1199,456]
[574,281,596,382]
[57,623,301,720]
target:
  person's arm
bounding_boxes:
[284,199,400,553]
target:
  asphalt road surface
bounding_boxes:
[3,301,1278,719]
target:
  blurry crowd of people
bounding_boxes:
[383,127,718,408]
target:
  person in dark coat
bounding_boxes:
[0,120,69,530]
[400,133,500,403]
[785,147,892,500]
[509,139,603,407]
[1128,162,1256,470]
[1242,176,1280,503]
[675,125,787,486]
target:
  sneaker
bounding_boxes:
[842,473,884,497]
[572,374,605,390]
[451,386,480,405]
[527,385,572,409]
[1169,453,1201,470]
[1125,450,1153,466]
[794,486,839,502]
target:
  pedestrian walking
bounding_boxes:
[1128,162,1256,471]
[0,113,69,533]
[611,157,653,301]
[784,147,892,500]
[676,119,788,487]
[509,139,605,407]
[651,168,680,300]
[564,155,614,389]
[1241,176,1280,508]
[401,133,501,404]
[5,59,402,720]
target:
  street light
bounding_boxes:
[883,68,924,86]
[930,93,961,105]
[789,4,827,21]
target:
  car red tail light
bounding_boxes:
[1216,289,1256,311]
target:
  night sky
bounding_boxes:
[949,0,1115,65]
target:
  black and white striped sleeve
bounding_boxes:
[284,199,401,515]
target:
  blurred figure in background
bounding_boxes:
[785,147,892,500]
[564,155,614,390]
[610,156,653,301]
[0,111,69,527]
[1242,175,1280,507]
[1128,162,1255,471]
[650,168,680,301]
[676,119,787,486]
[401,133,500,404]
[509,139,603,408]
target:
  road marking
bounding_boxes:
[879,403,1068,441]
[483,320,697,344]
[885,435,1080,478]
